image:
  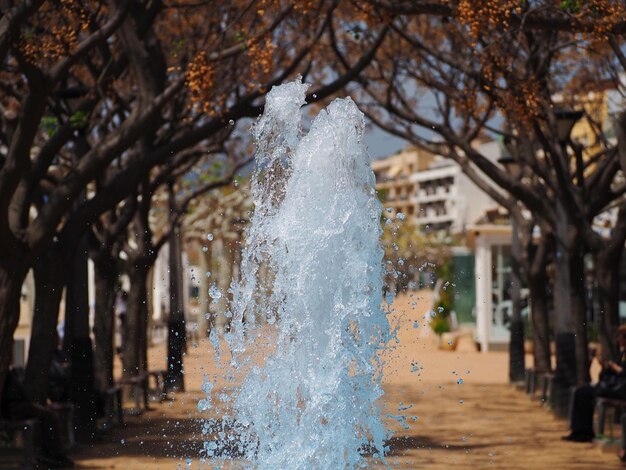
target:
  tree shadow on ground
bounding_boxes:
[385,434,499,456]
[71,411,204,466]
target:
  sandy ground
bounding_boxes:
[3,290,621,469]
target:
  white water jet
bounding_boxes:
[200,78,390,469]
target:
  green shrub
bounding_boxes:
[430,314,450,336]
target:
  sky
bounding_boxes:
[364,124,407,159]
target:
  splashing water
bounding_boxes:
[200,78,390,468]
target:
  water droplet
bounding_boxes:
[202,246,208,252]
[197,399,210,412]
[209,284,222,300]
[459,400,464,404]
[457,378,463,385]
[437,306,444,313]
[121,438,125,444]
[207,233,214,241]
[229,119,235,125]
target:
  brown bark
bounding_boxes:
[528,260,551,374]
[24,247,65,403]
[0,260,28,404]
[596,248,622,361]
[123,262,150,378]
[93,251,118,391]
[516,216,552,374]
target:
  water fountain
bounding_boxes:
[199,78,391,469]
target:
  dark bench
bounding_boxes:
[524,368,554,405]
[147,370,168,402]
[0,418,37,468]
[597,397,626,439]
[525,368,537,396]
[118,372,150,416]
[102,384,124,429]
[539,373,555,405]
[48,402,75,450]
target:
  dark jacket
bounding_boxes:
[1,367,28,420]
[598,349,626,399]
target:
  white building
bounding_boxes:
[467,224,514,352]
[373,140,502,234]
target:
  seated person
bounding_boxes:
[616,359,626,463]
[562,324,626,443]
[2,364,74,468]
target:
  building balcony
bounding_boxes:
[386,199,415,207]
[416,213,455,224]
[415,192,454,203]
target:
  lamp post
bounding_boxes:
[550,108,584,417]
[498,147,525,383]
[166,181,186,392]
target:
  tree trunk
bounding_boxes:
[123,263,149,377]
[24,247,65,403]
[93,251,118,391]
[0,261,28,404]
[64,234,98,441]
[528,266,551,373]
[596,247,622,361]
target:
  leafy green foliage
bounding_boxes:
[430,313,450,336]
[560,0,583,13]
[69,111,88,129]
[40,116,59,136]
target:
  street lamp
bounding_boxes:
[166,180,186,392]
[555,109,584,144]
[498,143,525,383]
[551,107,583,417]
[498,155,522,178]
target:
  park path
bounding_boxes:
[68,291,621,470]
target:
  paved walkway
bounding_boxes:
[62,291,623,469]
